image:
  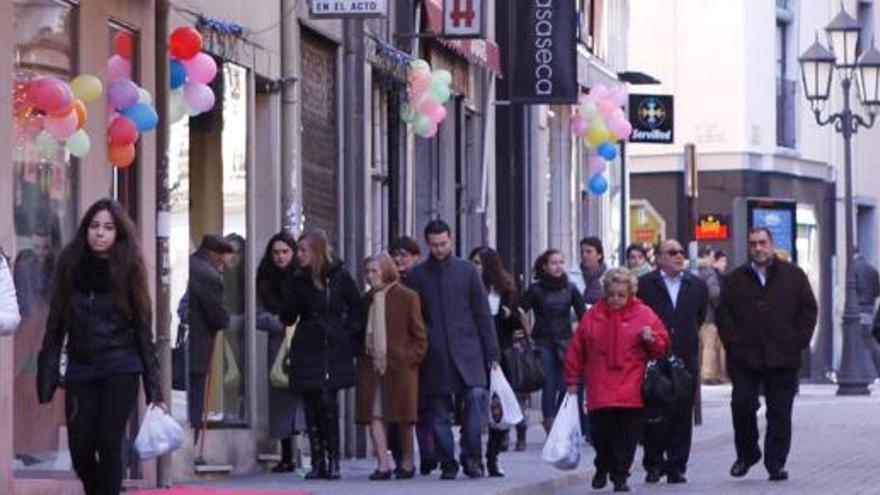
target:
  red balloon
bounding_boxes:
[108,142,136,168]
[114,31,135,60]
[26,76,73,113]
[108,116,139,146]
[170,27,203,61]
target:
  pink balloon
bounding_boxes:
[422,121,439,138]
[107,54,132,81]
[609,88,628,107]
[182,53,218,84]
[43,109,79,140]
[571,114,588,135]
[422,100,447,123]
[409,70,432,95]
[610,118,633,140]
[591,84,610,100]
[588,154,607,174]
[183,82,215,114]
[27,76,73,113]
[597,99,617,118]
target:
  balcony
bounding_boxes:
[777,78,797,149]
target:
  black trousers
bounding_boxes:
[65,374,140,495]
[643,396,695,475]
[590,408,644,484]
[729,364,798,473]
[303,390,340,457]
[187,372,207,443]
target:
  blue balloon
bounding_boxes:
[597,142,618,161]
[588,174,608,195]
[170,59,187,89]
[121,103,159,132]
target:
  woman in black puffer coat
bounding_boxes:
[280,228,365,480]
[37,198,163,495]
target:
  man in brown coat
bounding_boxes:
[717,227,817,483]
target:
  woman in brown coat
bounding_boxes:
[356,253,428,480]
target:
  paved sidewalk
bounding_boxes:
[161,384,880,495]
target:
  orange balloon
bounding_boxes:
[72,99,88,129]
[108,143,136,168]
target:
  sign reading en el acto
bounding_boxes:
[309,0,387,18]
[628,94,674,144]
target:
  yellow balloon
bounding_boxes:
[70,74,103,103]
[587,123,609,147]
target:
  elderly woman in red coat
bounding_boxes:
[565,267,669,493]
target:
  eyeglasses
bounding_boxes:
[663,249,685,257]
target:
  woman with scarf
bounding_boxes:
[356,253,427,480]
[521,249,586,434]
[256,231,304,472]
[565,267,669,492]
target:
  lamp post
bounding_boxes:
[799,6,880,396]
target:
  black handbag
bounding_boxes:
[171,322,188,391]
[502,338,545,394]
[642,355,694,412]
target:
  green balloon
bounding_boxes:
[428,84,451,103]
[35,130,58,159]
[413,114,431,135]
[410,59,430,71]
[66,129,91,158]
[432,69,452,86]
[400,103,415,123]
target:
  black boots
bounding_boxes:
[304,428,327,480]
[486,429,506,477]
[324,402,341,480]
[515,423,527,451]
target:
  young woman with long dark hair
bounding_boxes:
[469,246,526,476]
[280,228,366,480]
[256,231,304,472]
[36,198,164,495]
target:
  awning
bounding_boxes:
[423,0,502,75]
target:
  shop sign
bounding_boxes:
[628,94,674,144]
[443,0,485,38]
[508,0,578,104]
[695,214,730,241]
[630,199,666,245]
[309,0,387,18]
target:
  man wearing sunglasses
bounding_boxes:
[637,239,709,484]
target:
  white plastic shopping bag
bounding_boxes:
[541,393,581,470]
[135,405,184,459]
[488,367,524,429]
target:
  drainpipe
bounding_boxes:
[154,0,173,487]
[281,0,301,233]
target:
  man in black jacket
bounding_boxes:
[407,220,500,480]
[717,227,817,483]
[638,239,708,484]
[187,235,234,447]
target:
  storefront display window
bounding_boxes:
[11,0,78,476]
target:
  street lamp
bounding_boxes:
[799,6,879,396]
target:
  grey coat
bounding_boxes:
[407,255,501,395]
[187,251,230,374]
[256,301,304,438]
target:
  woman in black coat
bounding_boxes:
[521,249,586,433]
[256,231,304,472]
[37,198,164,495]
[280,228,366,480]
[469,247,526,476]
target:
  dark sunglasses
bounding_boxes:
[664,249,685,257]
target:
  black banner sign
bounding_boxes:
[628,94,674,144]
[509,0,578,104]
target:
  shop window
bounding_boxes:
[108,22,141,222]
[10,0,78,476]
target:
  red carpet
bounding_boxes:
[132,487,311,495]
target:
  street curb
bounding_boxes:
[492,472,589,495]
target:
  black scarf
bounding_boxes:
[538,271,569,291]
[73,252,113,293]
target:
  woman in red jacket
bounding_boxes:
[565,267,669,493]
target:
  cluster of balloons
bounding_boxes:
[107,31,159,168]
[570,85,634,195]
[13,74,103,159]
[400,59,452,138]
[167,26,218,122]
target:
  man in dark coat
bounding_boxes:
[853,251,880,375]
[186,235,234,446]
[638,239,708,484]
[717,227,817,483]
[406,220,500,480]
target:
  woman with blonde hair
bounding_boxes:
[356,253,427,480]
[565,267,669,492]
[281,229,366,480]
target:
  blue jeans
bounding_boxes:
[430,387,486,466]
[539,342,591,440]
